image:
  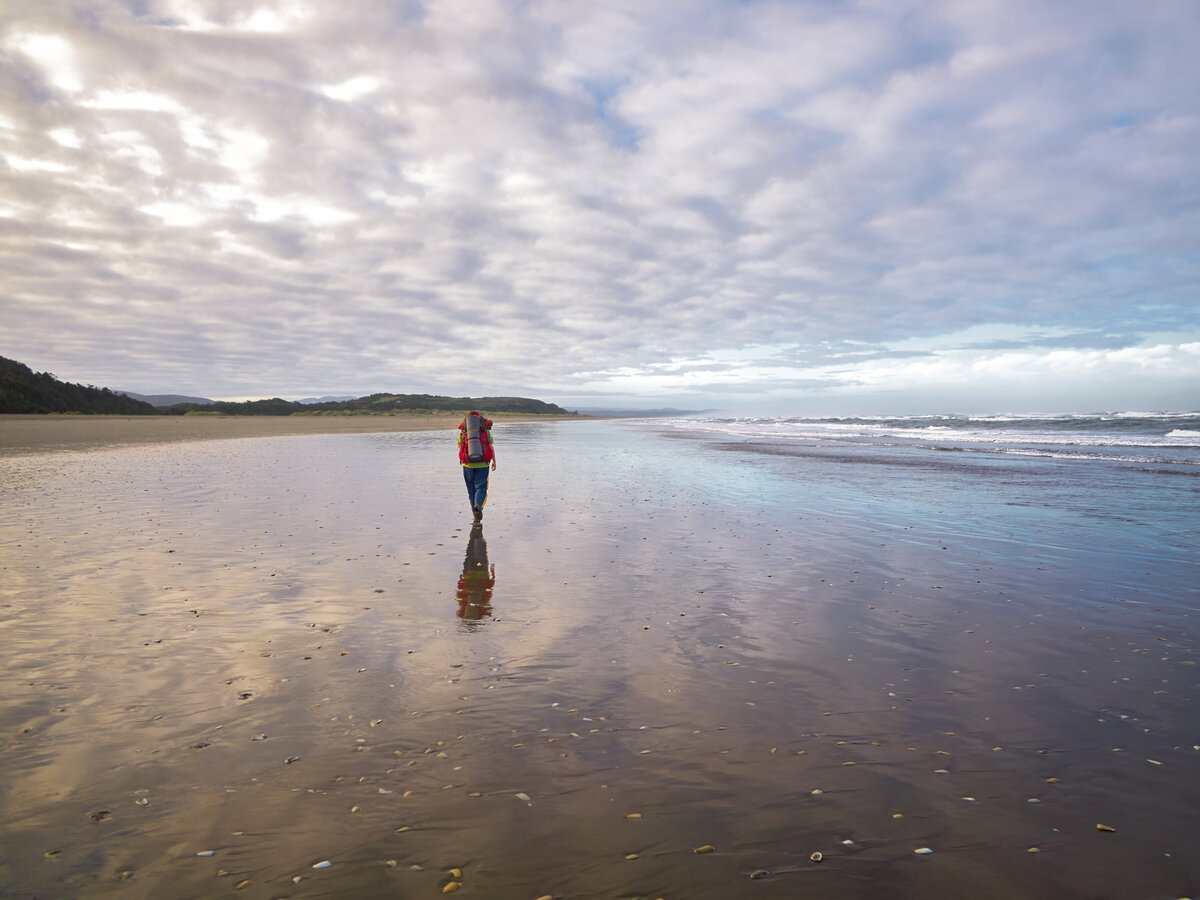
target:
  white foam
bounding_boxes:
[671,414,1200,456]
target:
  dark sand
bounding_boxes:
[1,419,1196,899]
[0,414,583,455]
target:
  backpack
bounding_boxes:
[462,412,492,464]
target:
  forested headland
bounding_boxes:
[0,356,155,414]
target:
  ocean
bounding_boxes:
[666,412,1200,470]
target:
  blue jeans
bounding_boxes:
[462,466,490,509]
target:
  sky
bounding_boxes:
[1,0,1198,415]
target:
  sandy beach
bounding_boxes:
[0,414,584,455]
[1,418,1196,899]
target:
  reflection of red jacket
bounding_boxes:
[456,572,494,619]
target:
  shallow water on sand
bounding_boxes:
[1,420,1197,899]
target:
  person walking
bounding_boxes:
[458,411,496,521]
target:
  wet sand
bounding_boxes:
[0,414,582,455]
[1,420,1197,899]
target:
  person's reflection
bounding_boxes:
[456,523,494,624]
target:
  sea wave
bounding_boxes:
[666,411,1200,466]
[679,414,1200,446]
[988,448,1199,465]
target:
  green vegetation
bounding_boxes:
[0,355,155,415]
[162,397,300,416]
[163,393,573,416]
[0,354,576,417]
[292,408,451,416]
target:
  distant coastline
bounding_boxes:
[0,354,577,417]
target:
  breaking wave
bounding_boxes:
[664,411,1200,468]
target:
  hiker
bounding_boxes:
[457,411,496,521]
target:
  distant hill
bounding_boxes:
[163,392,574,416]
[0,354,575,418]
[295,395,357,404]
[0,356,155,414]
[118,390,214,407]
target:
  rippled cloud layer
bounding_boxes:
[2,0,1197,411]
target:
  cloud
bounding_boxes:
[958,331,1143,352]
[0,0,1196,410]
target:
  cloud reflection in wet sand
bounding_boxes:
[1,420,1197,899]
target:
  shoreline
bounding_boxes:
[0,413,588,455]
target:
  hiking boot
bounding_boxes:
[472,506,482,521]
